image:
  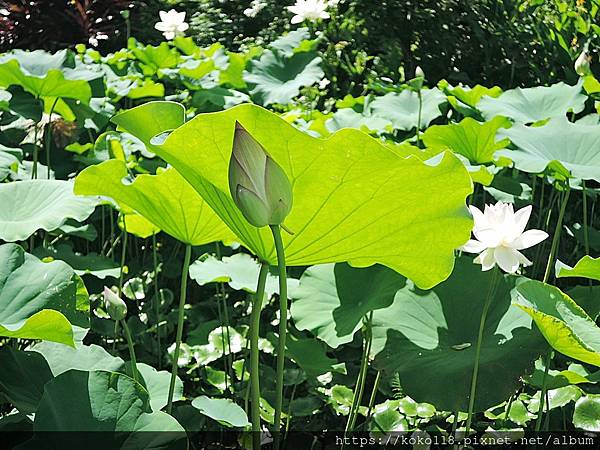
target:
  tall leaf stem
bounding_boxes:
[166,244,192,414]
[120,318,138,382]
[270,224,288,450]
[250,262,270,450]
[346,312,373,434]
[152,233,162,369]
[44,97,59,178]
[543,187,570,283]
[582,181,590,256]
[465,268,499,435]
[535,350,553,432]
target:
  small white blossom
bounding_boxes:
[287,0,330,24]
[461,202,548,274]
[154,9,189,40]
[318,78,330,89]
[243,0,266,18]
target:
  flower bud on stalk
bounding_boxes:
[103,286,127,321]
[228,122,293,228]
[575,50,592,77]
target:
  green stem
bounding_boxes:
[504,392,516,424]
[270,225,288,449]
[346,312,373,433]
[121,319,138,382]
[583,181,590,256]
[44,97,59,179]
[416,89,423,146]
[465,268,499,435]
[166,244,192,414]
[32,118,39,179]
[250,263,270,450]
[535,350,553,432]
[365,371,381,423]
[118,216,128,297]
[152,233,162,370]
[543,187,570,284]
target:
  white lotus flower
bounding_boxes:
[154,9,189,40]
[461,202,548,274]
[287,0,330,24]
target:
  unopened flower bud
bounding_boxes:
[228,122,293,228]
[575,50,591,77]
[415,66,425,79]
[103,286,127,321]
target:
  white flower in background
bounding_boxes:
[154,9,189,40]
[244,0,266,18]
[318,78,330,89]
[461,202,548,274]
[287,0,331,24]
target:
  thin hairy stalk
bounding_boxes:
[535,350,553,432]
[365,371,381,423]
[152,234,162,369]
[118,217,128,296]
[543,187,570,283]
[270,224,288,449]
[503,392,515,423]
[583,181,590,256]
[216,242,233,385]
[121,318,138,382]
[346,312,373,434]
[44,98,59,178]
[465,268,499,435]
[416,90,423,146]
[284,383,297,445]
[32,119,40,179]
[166,244,192,414]
[250,263,269,450]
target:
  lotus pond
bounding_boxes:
[1,21,600,450]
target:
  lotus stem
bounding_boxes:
[44,97,59,179]
[118,215,128,297]
[535,350,553,432]
[346,312,373,434]
[152,233,162,370]
[543,187,570,283]
[120,318,138,383]
[270,224,288,449]
[582,181,590,256]
[250,262,270,450]
[365,370,381,423]
[465,268,499,435]
[416,89,423,146]
[166,243,192,414]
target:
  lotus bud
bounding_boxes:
[575,50,591,77]
[415,65,425,79]
[103,286,127,321]
[228,122,293,228]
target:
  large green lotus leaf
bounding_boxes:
[0,180,97,242]
[368,88,447,131]
[30,370,187,449]
[373,258,546,412]
[32,341,125,376]
[244,50,324,106]
[556,256,600,282]
[443,83,502,108]
[513,280,600,367]
[0,347,53,414]
[114,102,473,289]
[574,395,600,431]
[496,119,600,182]
[0,50,92,103]
[75,160,235,246]
[325,108,392,134]
[191,395,250,428]
[189,252,298,298]
[137,363,184,412]
[478,81,586,123]
[0,143,20,181]
[422,116,511,164]
[291,263,407,349]
[0,243,89,346]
